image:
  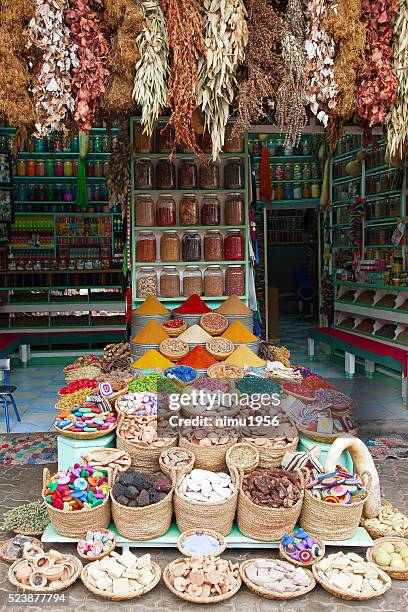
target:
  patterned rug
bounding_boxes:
[0,433,57,465]
[364,433,408,460]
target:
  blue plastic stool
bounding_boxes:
[0,359,20,433]
[298,435,353,474]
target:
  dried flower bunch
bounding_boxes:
[103,0,141,114]
[196,0,248,161]
[233,0,283,138]
[0,0,35,130]
[357,0,398,129]
[386,0,408,161]
[27,0,78,136]
[304,0,337,127]
[323,0,366,148]
[276,0,308,146]
[161,0,206,158]
[133,0,168,138]
[66,0,110,132]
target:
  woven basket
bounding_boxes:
[111,473,175,540]
[179,436,237,472]
[205,338,234,361]
[237,467,307,542]
[279,534,325,568]
[366,537,408,580]
[207,363,244,379]
[243,436,299,469]
[360,498,408,540]
[163,558,241,604]
[116,427,177,473]
[312,563,391,600]
[161,321,187,337]
[159,447,195,478]
[159,339,189,362]
[42,468,111,538]
[0,537,43,564]
[239,559,316,600]
[81,560,161,600]
[13,528,44,537]
[200,313,228,336]
[226,442,259,474]
[174,465,239,536]
[54,420,117,440]
[8,554,82,593]
[76,529,116,562]
[177,529,226,557]
[300,471,372,541]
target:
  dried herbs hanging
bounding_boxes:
[106,122,131,218]
[232,0,283,138]
[323,0,366,148]
[133,0,168,138]
[275,0,308,146]
[65,0,109,132]
[386,0,408,162]
[103,0,141,115]
[0,0,35,134]
[161,0,206,158]
[196,0,248,161]
[357,0,398,134]
[27,0,78,137]
[304,0,337,127]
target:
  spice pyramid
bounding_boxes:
[132,349,174,370]
[224,345,266,368]
[216,295,252,315]
[131,320,169,344]
[222,320,257,343]
[173,294,211,314]
[132,295,169,315]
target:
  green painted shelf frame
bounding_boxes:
[129,116,251,310]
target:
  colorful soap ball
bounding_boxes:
[44,464,109,511]
[281,528,323,563]
[307,465,368,505]
[78,529,115,558]
[55,398,116,434]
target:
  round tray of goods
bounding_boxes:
[239,558,316,600]
[366,536,408,580]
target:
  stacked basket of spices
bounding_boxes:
[222,320,260,353]
[130,321,170,359]
[172,294,213,326]
[131,296,171,337]
[215,295,254,331]
[178,346,217,376]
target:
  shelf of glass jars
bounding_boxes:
[16,152,110,159]
[14,176,106,182]
[332,175,362,185]
[132,295,246,302]
[138,153,246,159]
[134,225,246,231]
[133,189,246,194]
[253,155,315,162]
[0,268,122,274]
[0,301,125,313]
[14,211,121,215]
[135,260,245,267]
[257,199,320,208]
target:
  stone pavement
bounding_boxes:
[0,461,407,611]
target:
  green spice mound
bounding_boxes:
[128,373,180,395]
[1,500,49,533]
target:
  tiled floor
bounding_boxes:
[2,315,408,433]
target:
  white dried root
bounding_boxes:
[196,0,248,161]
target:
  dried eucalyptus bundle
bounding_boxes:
[196,0,248,161]
[103,0,141,114]
[233,0,283,138]
[386,0,408,161]
[323,0,366,148]
[27,0,78,136]
[304,0,337,127]
[276,0,308,146]
[133,0,168,137]
[161,0,206,158]
[0,0,35,131]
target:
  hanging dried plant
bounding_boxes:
[103,0,141,115]
[196,0,248,161]
[323,0,366,148]
[0,0,35,132]
[232,0,283,138]
[161,0,206,158]
[65,0,109,132]
[386,0,408,162]
[106,122,130,218]
[27,0,78,137]
[275,0,308,146]
[133,0,168,138]
[357,0,398,133]
[304,0,337,127]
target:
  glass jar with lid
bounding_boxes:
[204,265,224,296]
[200,161,219,189]
[225,230,244,261]
[137,267,158,297]
[225,265,245,295]
[225,194,244,225]
[135,195,155,226]
[135,158,153,190]
[201,194,220,226]
[178,158,198,189]
[160,267,180,297]
[204,230,223,261]
[156,158,175,189]
[156,124,175,153]
[160,231,180,262]
[179,194,199,226]
[224,158,243,189]
[182,230,201,261]
[224,124,244,153]
[183,266,202,297]
[136,231,156,262]
[133,124,152,153]
[156,195,176,226]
